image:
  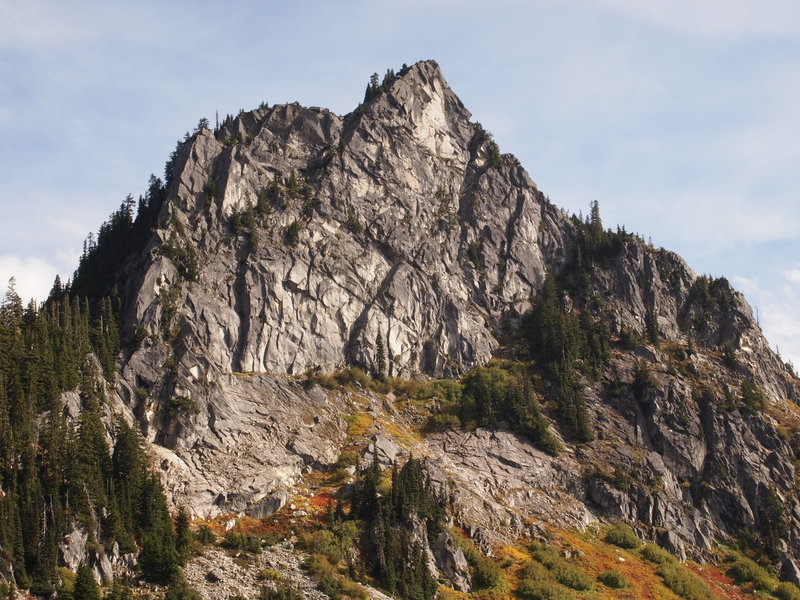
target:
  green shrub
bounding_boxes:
[609,466,630,491]
[527,541,591,591]
[221,531,261,554]
[300,530,339,562]
[656,563,715,600]
[415,379,463,403]
[726,556,776,591]
[528,541,561,567]
[468,241,483,269]
[519,560,550,582]
[604,524,641,549]
[168,395,200,415]
[298,522,360,567]
[285,220,300,245]
[345,207,363,234]
[257,569,283,581]
[775,581,800,600]
[552,563,593,591]
[487,141,503,168]
[343,367,371,388]
[425,412,461,432]
[305,555,367,600]
[598,570,629,589]
[335,450,359,468]
[471,553,505,590]
[632,362,656,399]
[196,524,216,544]
[640,543,676,565]
[164,579,203,600]
[517,579,575,600]
[453,532,507,592]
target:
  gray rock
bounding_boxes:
[205,568,224,583]
[362,434,403,466]
[435,531,472,592]
[58,526,114,584]
[246,490,289,518]
[783,557,800,585]
[59,527,89,573]
[588,478,633,520]
[104,59,800,562]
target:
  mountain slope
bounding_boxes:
[3,59,800,598]
[107,59,798,546]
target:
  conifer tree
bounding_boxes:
[138,473,179,584]
[73,562,101,600]
[175,507,193,564]
[375,329,386,381]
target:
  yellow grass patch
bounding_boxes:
[343,412,373,437]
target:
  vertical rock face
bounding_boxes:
[125,60,571,385]
[108,59,800,559]
[434,531,471,592]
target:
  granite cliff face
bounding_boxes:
[105,60,799,568]
[127,60,568,381]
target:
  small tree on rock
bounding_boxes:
[375,330,386,381]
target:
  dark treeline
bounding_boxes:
[523,275,611,442]
[362,65,409,104]
[0,280,180,595]
[519,201,631,443]
[458,366,562,456]
[71,174,166,300]
[350,456,440,600]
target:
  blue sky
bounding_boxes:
[1,0,798,368]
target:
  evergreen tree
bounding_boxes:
[758,486,787,560]
[107,579,133,600]
[352,457,441,600]
[138,473,179,584]
[0,182,182,591]
[645,306,660,347]
[175,507,193,564]
[523,274,610,441]
[73,562,101,600]
[375,330,386,381]
[589,199,603,237]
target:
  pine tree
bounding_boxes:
[73,562,101,600]
[138,473,179,584]
[175,507,193,564]
[107,579,133,600]
[589,199,602,236]
[645,306,660,348]
[375,329,386,381]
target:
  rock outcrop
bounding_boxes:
[102,60,799,565]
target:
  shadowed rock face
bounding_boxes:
[109,61,800,561]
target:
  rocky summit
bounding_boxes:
[2,60,800,599]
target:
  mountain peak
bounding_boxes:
[401,59,444,85]
[46,61,800,590]
[353,60,472,165]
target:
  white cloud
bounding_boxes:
[732,274,800,370]
[0,255,63,303]
[785,268,800,285]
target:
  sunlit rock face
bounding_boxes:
[110,60,799,565]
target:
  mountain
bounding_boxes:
[2,59,800,599]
